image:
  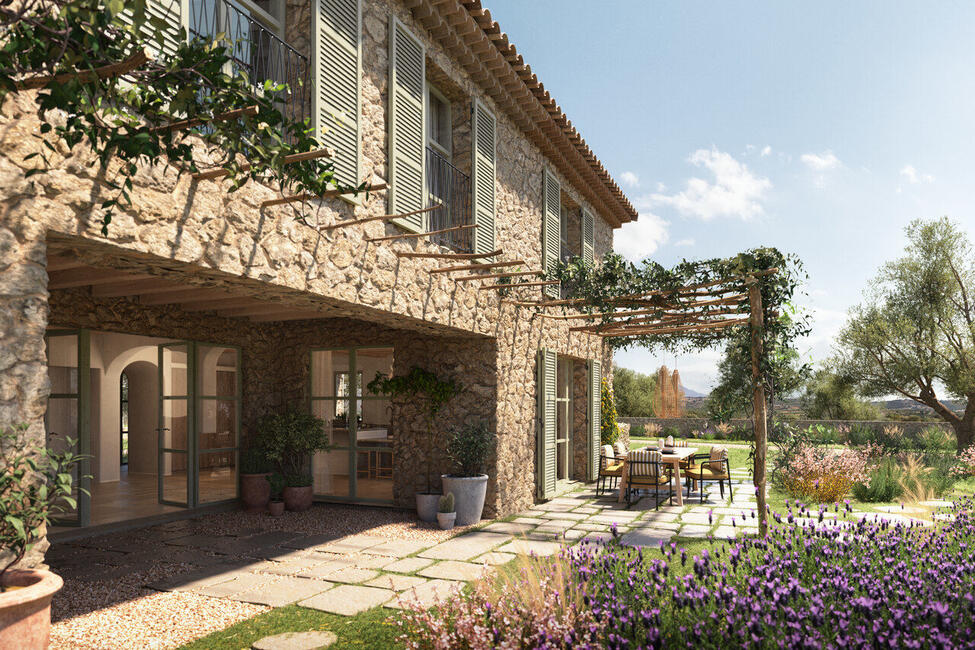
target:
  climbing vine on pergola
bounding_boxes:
[523,247,810,535]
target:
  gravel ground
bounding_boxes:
[48,503,468,649]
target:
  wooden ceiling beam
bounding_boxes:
[91,278,187,298]
[48,268,153,290]
[139,288,243,305]
[218,304,319,318]
[46,255,87,272]
[248,311,330,322]
[180,297,262,312]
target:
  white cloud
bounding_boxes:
[650,148,771,221]
[656,181,667,192]
[674,238,695,247]
[615,212,669,262]
[900,164,934,184]
[800,150,841,171]
[619,171,640,188]
[760,145,772,157]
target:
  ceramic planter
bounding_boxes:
[441,474,488,526]
[268,500,285,516]
[416,493,440,523]
[437,511,456,530]
[283,485,313,511]
[239,473,271,512]
[0,569,63,650]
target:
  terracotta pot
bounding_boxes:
[268,500,285,516]
[283,485,313,511]
[240,473,271,512]
[0,569,63,650]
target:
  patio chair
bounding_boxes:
[623,448,674,509]
[596,445,623,496]
[683,446,731,503]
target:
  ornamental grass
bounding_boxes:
[402,499,975,648]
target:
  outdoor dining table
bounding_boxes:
[616,446,698,506]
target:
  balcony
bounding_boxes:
[189,0,309,140]
[426,147,474,254]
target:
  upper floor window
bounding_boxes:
[427,86,451,158]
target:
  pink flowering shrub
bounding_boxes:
[783,443,872,502]
[398,553,602,649]
[951,446,975,478]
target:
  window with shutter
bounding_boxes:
[589,359,602,481]
[536,349,557,499]
[582,207,594,264]
[313,0,361,186]
[542,169,561,298]
[471,100,496,256]
[388,16,425,232]
[120,0,185,60]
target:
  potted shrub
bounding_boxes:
[256,409,329,512]
[442,421,493,526]
[267,472,285,517]
[1,424,84,649]
[368,368,459,522]
[239,445,272,512]
[437,492,456,530]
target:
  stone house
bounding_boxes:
[0,0,637,538]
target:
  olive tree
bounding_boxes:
[835,218,975,449]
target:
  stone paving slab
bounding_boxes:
[511,517,546,525]
[561,529,585,541]
[496,539,564,557]
[350,555,397,570]
[574,523,609,532]
[620,529,672,547]
[314,534,388,554]
[323,567,380,584]
[361,539,432,558]
[580,532,613,544]
[712,526,740,540]
[589,513,642,526]
[148,563,252,592]
[419,532,510,561]
[232,576,332,607]
[680,513,714,525]
[251,631,337,650]
[481,522,536,535]
[642,512,679,523]
[300,584,394,616]
[255,557,328,575]
[475,551,515,566]
[279,533,344,550]
[676,525,712,538]
[385,579,463,610]
[533,502,577,512]
[540,511,588,520]
[418,560,489,581]
[382,557,434,574]
[633,520,680,532]
[535,519,577,532]
[365,574,429,592]
[297,560,356,580]
[195,573,278,598]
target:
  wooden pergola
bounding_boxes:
[510,269,777,535]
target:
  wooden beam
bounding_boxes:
[453,269,541,282]
[596,317,750,337]
[568,308,742,332]
[150,105,259,134]
[192,148,333,181]
[14,47,151,90]
[48,268,152,290]
[319,203,442,231]
[749,281,769,536]
[535,294,748,320]
[429,259,526,273]
[248,311,329,322]
[46,255,87,272]
[479,280,560,290]
[91,279,185,298]
[180,297,261,312]
[217,304,321,318]
[395,249,502,260]
[365,223,476,243]
[261,183,387,208]
[139,288,241,305]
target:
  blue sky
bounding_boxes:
[487,0,975,392]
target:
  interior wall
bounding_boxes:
[125,360,158,475]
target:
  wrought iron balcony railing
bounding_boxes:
[426,147,474,254]
[189,0,309,140]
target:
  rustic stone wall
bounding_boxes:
[0,0,626,562]
[571,360,589,481]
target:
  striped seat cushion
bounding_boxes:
[628,448,662,477]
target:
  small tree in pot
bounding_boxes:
[442,421,494,526]
[239,445,272,512]
[1,424,84,649]
[368,368,459,522]
[256,410,329,512]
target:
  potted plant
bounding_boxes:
[368,367,460,522]
[1,424,84,649]
[442,421,493,526]
[256,409,329,512]
[437,492,456,530]
[239,445,272,512]
[266,472,285,516]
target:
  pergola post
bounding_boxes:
[747,280,769,536]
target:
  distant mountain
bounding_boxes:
[681,385,706,398]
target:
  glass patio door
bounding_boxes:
[158,342,192,507]
[196,344,241,503]
[45,329,91,527]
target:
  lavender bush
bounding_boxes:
[403,499,975,648]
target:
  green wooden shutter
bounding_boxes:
[388,16,425,232]
[471,100,496,256]
[537,349,557,499]
[582,207,594,264]
[542,169,561,297]
[120,0,185,61]
[589,359,602,481]
[313,0,361,186]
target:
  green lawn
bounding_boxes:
[179,605,403,650]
